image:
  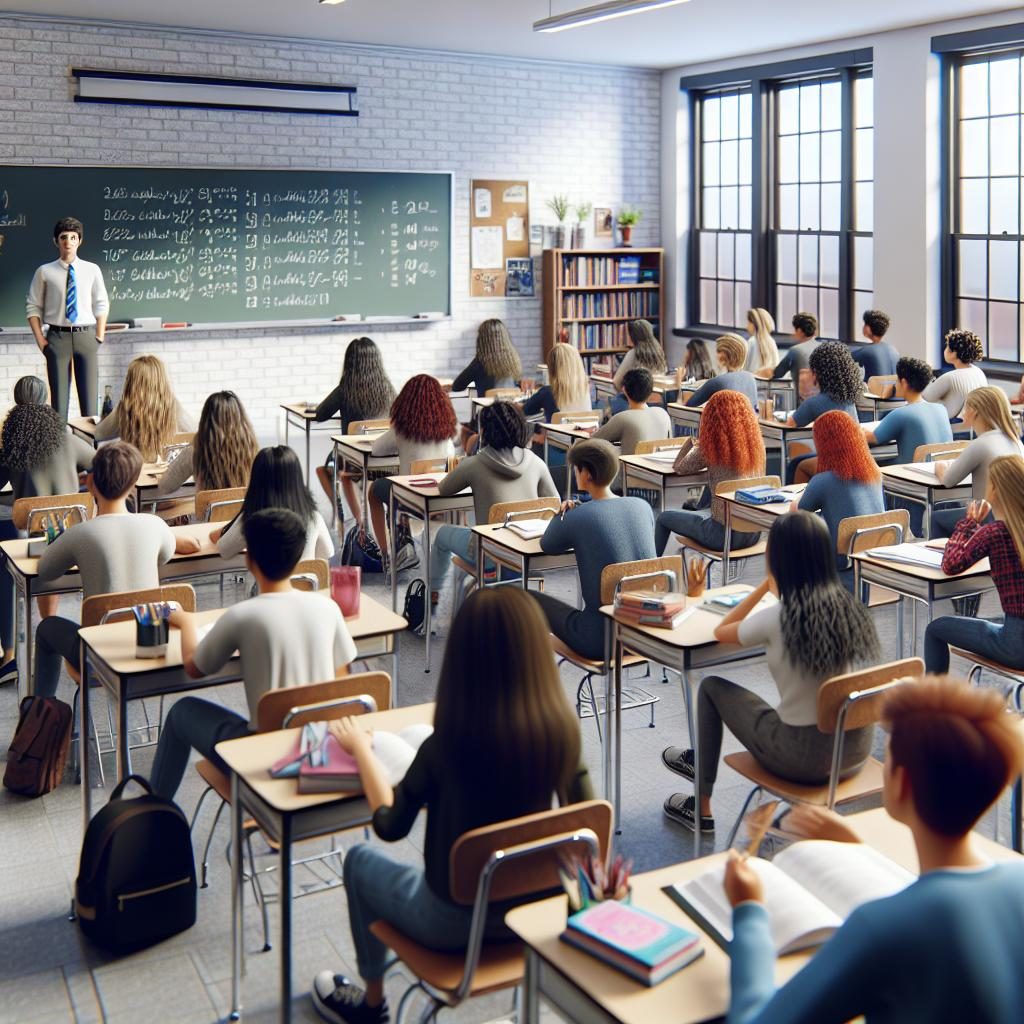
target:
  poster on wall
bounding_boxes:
[469,178,530,298]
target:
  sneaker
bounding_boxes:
[311,972,389,1024]
[0,658,17,687]
[661,746,695,781]
[393,542,419,574]
[663,793,715,833]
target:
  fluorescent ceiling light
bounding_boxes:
[319,0,346,6]
[534,0,689,33]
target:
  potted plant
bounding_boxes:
[617,205,642,247]
[546,194,570,249]
[572,201,592,249]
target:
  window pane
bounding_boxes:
[822,131,842,182]
[703,96,721,141]
[701,278,717,323]
[958,298,987,341]
[822,183,842,231]
[779,184,799,230]
[703,142,721,186]
[989,300,1018,360]
[821,81,841,132]
[739,139,752,185]
[720,140,739,186]
[959,118,989,178]
[779,136,799,183]
[990,57,1020,117]
[739,92,752,138]
[991,178,1020,236]
[960,62,988,120]
[854,235,873,292]
[990,116,1020,177]
[776,285,796,326]
[703,187,720,229]
[855,76,873,129]
[820,235,840,288]
[798,286,819,317]
[738,186,752,229]
[990,239,1018,301]
[736,282,751,323]
[777,233,797,283]
[820,288,839,339]
[718,281,735,325]
[718,232,735,278]
[720,186,739,229]
[778,88,799,135]
[855,182,873,232]
[854,129,873,182]
[800,83,820,132]
[700,231,717,276]
[799,235,819,285]
[800,184,820,230]
[799,133,821,182]
[957,238,987,298]
[735,233,752,280]
[959,179,988,234]
[721,93,739,140]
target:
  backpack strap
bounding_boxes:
[110,774,154,801]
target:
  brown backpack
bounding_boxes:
[4,696,72,796]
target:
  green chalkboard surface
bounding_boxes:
[0,166,451,327]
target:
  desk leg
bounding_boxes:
[523,949,540,1024]
[390,641,399,709]
[688,662,701,860]
[361,455,370,528]
[614,636,622,836]
[230,773,244,1021]
[896,598,905,658]
[81,643,92,831]
[25,579,34,698]
[389,488,398,613]
[279,815,293,1024]
[305,422,312,487]
[1012,775,1022,854]
[330,440,339,529]
[721,502,734,586]
[116,679,129,780]
[423,511,433,673]
[475,533,484,593]
[911,600,918,656]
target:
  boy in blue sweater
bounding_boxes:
[724,677,1024,1024]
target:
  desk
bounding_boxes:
[619,455,706,514]
[135,461,196,513]
[856,390,904,419]
[329,434,398,527]
[542,421,599,497]
[757,418,814,482]
[755,375,797,412]
[506,806,1016,1024]
[879,464,973,539]
[387,474,474,672]
[219,703,435,1024]
[719,485,803,578]
[591,374,676,407]
[280,404,339,483]
[666,402,702,437]
[69,416,99,446]
[471,523,578,594]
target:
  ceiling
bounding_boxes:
[9,0,1023,69]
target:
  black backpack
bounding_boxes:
[75,775,197,953]
[341,524,384,574]
[403,578,427,635]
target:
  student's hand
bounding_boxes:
[209,526,224,543]
[967,499,992,524]
[724,850,764,907]
[781,805,862,844]
[789,499,800,513]
[329,716,373,755]
[174,535,202,555]
[933,461,948,482]
[167,607,191,628]
[558,499,577,517]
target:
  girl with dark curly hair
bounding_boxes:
[786,342,864,427]
[923,328,988,420]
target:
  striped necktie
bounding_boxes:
[65,263,78,324]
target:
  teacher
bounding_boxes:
[26,216,109,421]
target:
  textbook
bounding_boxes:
[614,590,693,628]
[665,840,914,955]
[561,899,703,986]
[735,484,788,505]
[503,518,551,540]
[641,448,680,465]
[865,543,945,569]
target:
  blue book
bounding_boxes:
[617,256,641,284]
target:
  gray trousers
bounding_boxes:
[44,327,99,421]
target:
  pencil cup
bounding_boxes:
[582,886,632,909]
[330,565,361,619]
[135,619,169,659]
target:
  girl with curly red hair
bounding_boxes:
[368,375,457,568]
[796,410,883,584]
[655,389,766,554]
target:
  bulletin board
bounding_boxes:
[469,179,531,298]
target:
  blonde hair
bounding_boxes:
[548,343,589,410]
[116,355,178,462]
[965,387,1019,445]
[476,319,522,381]
[716,333,748,372]
[192,391,260,492]
[746,308,779,371]
[989,456,1024,567]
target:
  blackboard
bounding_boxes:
[0,166,452,327]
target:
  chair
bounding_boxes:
[290,558,329,592]
[949,649,1024,708]
[838,509,909,608]
[372,799,612,1023]
[194,487,246,523]
[913,440,969,463]
[13,492,95,533]
[410,457,450,475]
[484,388,523,400]
[349,419,390,436]
[865,375,896,397]
[724,657,924,846]
[634,437,690,455]
[551,410,601,425]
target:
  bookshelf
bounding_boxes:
[541,247,665,366]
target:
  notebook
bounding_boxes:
[865,543,945,569]
[503,518,551,540]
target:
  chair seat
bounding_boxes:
[949,649,1024,680]
[549,634,646,672]
[153,498,196,522]
[723,752,885,806]
[195,759,264,838]
[866,585,900,608]
[676,536,767,562]
[369,921,524,998]
[451,555,476,578]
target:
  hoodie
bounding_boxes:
[437,445,558,523]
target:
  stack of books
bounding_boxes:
[613,590,692,629]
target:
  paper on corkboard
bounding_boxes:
[470,178,529,298]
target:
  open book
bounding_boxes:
[865,543,945,569]
[640,449,681,465]
[900,461,968,485]
[665,840,914,955]
[503,518,551,540]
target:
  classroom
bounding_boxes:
[2,1,1024,1021]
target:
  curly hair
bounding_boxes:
[336,337,396,424]
[192,391,260,491]
[944,328,984,365]
[809,342,864,404]
[862,309,890,338]
[390,374,458,443]
[626,320,668,374]
[480,401,529,450]
[896,356,934,394]
[115,355,179,462]
[476,320,522,381]
[716,333,748,372]
[1,403,66,471]
[699,390,765,475]
[792,311,818,338]
[813,410,880,484]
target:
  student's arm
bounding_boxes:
[436,455,474,497]
[165,520,196,557]
[591,414,624,444]
[93,407,119,440]
[863,406,902,448]
[70,436,96,473]
[168,607,205,678]
[686,378,715,407]
[215,513,245,558]
[369,734,437,839]
[935,442,976,487]
[920,374,948,406]
[369,428,399,458]
[521,386,548,418]
[36,530,79,582]
[941,513,993,575]
[797,475,824,514]
[770,350,793,381]
[155,445,193,497]
[332,608,358,675]
[451,359,481,394]
[672,441,705,476]
[789,393,821,428]
[539,507,575,554]
[712,579,773,644]
[314,383,344,423]
[330,717,394,811]
[612,348,635,389]
[313,511,335,560]
[536,459,559,499]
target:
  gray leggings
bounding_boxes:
[697,675,874,794]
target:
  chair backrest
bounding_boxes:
[600,555,684,605]
[195,487,246,523]
[714,475,781,534]
[866,375,896,396]
[837,509,910,556]
[817,657,924,734]
[160,441,192,465]
[484,388,523,400]
[255,672,391,732]
[487,497,561,524]
[290,558,329,592]
[449,799,613,906]
[410,457,448,474]
[348,418,390,436]
[634,436,690,455]
[170,431,196,446]
[80,583,197,628]
[551,410,601,424]
[13,492,96,532]
[913,440,969,463]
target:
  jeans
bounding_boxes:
[924,614,1024,675]
[697,675,874,794]
[0,519,18,652]
[428,524,475,592]
[930,507,990,539]
[655,509,760,556]
[530,590,605,660]
[149,696,251,800]
[34,615,81,699]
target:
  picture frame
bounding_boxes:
[594,207,614,238]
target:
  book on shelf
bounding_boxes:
[560,899,704,986]
[864,543,945,569]
[617,256,641,284]
[664,840,914,955]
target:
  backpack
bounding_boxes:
[3,696,72,797]
[341,524,384,574]
[75,775,197,953]
[403,578,427,635]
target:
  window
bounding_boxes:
[852,74,874,335]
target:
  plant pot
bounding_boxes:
[571,224,587,249]
[619,225,633,246]
[551,224,567,249]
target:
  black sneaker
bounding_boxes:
[0,657,17,687]
[661,746,695,781]
[311,972,389,1024]
[663,793,715,833]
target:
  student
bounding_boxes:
[785,342,862,427]
[744,308,779,374]
[863,356,952,463]
[661,511,879,831]
[451,318,522,395]
[368,374,457,569]
[522,341,592,424]
[756,312,819,382]
[923,328,987,420]
[685,333,759,409]
[312,336,397,525]
[0,376,96,685]
[852,308,899,379]
[310,587,592,1024]
[924,455,1024,675]
[428,402,557,603]
[32,442,200,699]
[149,508,357,800]
[723,677,1024,1024]
[931,387,1024,537]
[532,439,655,660]
[681,337,717,382]
[592,368,671,456]
[93,354,195,460]
[155,390,260,498]
[796,411,884,582]
[655,390,765,555]
[214,446,334,562]
[609,319,667,415]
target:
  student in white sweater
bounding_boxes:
[922,328,987,420]
[592,368,672,455]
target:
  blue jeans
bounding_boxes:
[0,519,18,652]
[428,524,475,592]
[930,507,990,539]
[655,509,759,556]
[924,614,1024,674]
[34,615,81,699]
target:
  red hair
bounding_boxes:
[390,374,457,443]
[699,391,765,475]
[813,410,880,484]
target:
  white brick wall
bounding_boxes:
[0,15,661,436]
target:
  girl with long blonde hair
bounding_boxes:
[745,308,779,372]
[94,354,195,461]
[523,342,592,427]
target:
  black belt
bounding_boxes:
[48,325,94,333]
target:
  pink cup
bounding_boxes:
[330,565,361,619]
